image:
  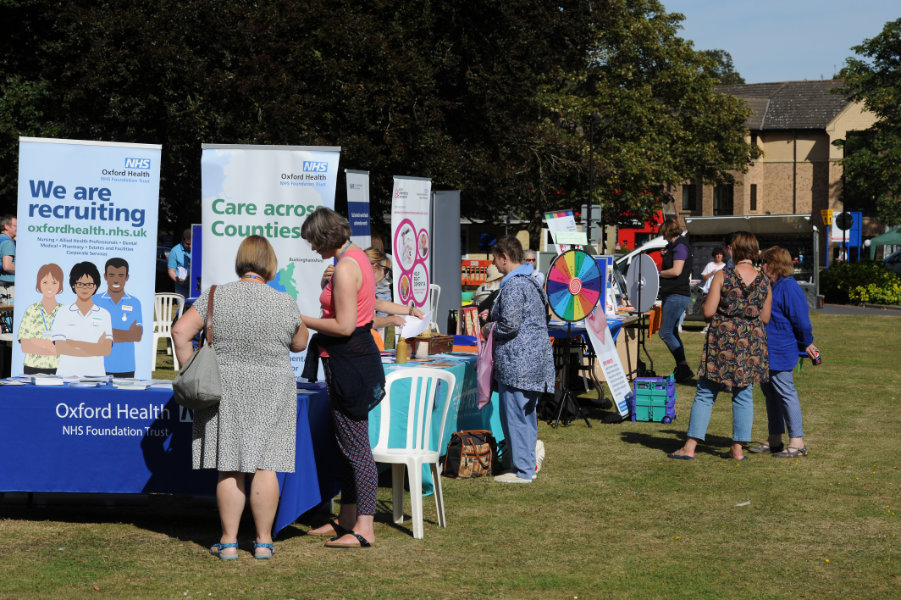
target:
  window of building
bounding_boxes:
[714,185,734,216]
[681,184,697,211]
[751,133,758,147]
[750,184,757,211]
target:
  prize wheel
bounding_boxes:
[545,250,603,322]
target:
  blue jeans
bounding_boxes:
[686,377,754,443]
[498,382,540,479]
[760,370,804,438]
[659,294,691,356]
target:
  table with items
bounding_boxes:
[0,352,498,534]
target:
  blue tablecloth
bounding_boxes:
[0,382,332,535]
[0,355,499,531]
[547,317,624,346]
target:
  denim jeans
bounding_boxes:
[760,370,804,438]
[686,377,754,443]
[659,294,691,355]
[497,382,540,479]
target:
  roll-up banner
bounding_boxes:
[200,144,340,374]
[13,137,161,378]
[390,176,432,311]
[345,169,371,249]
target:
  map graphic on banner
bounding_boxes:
[12,137,161,378]
[390,176,432,309]
[201,144,340,375]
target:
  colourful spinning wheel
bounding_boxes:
[545,250,603,322]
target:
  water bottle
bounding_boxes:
[384,325,396,350]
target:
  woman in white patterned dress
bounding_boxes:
[173,235,308,560]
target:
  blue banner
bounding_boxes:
[13,138,161,378]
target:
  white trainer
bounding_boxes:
[535,440,546,473]
[494,472,532,484]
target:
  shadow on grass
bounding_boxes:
[0,492,218,548]
[618,429,737,457]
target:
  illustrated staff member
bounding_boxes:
[94,257,143,377]
[17,263,64,374]
[51,262,113,376]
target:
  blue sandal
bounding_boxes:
[210,542,239,561]
[253,542,274,560]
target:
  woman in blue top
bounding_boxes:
[482,235,555,484]
[750,247,817,458]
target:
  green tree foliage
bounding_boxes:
[698,49,745,85]
[838,18,901,226]
[0,0,757,236]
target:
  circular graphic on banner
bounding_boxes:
[393,217,430,308]
[418,230,430,260]
[545,250,603,322]
[395,221,417,270]
[410,262,430,305]
[398,274,412,304]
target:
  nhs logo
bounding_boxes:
[303,161,328,173]
[124,157,151,169]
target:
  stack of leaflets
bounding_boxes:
[112,378,152,390]
[32,374,64,386]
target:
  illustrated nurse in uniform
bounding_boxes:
[51,261,113,376]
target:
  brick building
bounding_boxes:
[672,80,878,259]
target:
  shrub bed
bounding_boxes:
[820,261,901,305]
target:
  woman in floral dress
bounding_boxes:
[667,231,771,461]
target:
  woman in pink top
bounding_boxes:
[301,207,384,548]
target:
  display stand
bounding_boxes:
[545,250,604,429]
[625,253,658,379]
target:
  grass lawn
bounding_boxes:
[1,312,898,599]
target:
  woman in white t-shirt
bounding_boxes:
[700,247,726,294]
[699,248,726,333]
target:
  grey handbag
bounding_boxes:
[172,285,221,410]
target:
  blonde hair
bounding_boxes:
[235,235,278,281]
[760,246,793,279]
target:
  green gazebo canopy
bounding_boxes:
[869,227,901,259]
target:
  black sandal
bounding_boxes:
[773,446,808,458]
[308,519,349,537]
[324,530,372,548]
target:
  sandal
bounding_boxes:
[748,442,784,454]
[209,542,239,561]
[253,542,274,560]
[773,446,808,458]
[308,519,349,537]
[324,531,373,548]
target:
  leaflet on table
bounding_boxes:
[400,311,432,338]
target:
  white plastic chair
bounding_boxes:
[152,293,185,370]
[372,367,456,539]
[428,283,441,333]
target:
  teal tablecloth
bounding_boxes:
[371,354,503,495]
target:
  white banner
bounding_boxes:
[390,176,432,310]
[201,144,340,374]
[584,310,632,417]
[345,169,371,249]
[13,137,161,378]
[544,209,578,254]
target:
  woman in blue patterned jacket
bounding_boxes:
[482,236,555,483]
